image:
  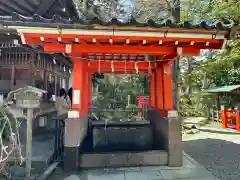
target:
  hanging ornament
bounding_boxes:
[135,61,139,74]
[53,57,56,64]
[98,56,101,74]
[111,60,114,73]
[148,60,152,75]
[124,60,127,74]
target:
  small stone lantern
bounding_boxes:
[14,86,44,178]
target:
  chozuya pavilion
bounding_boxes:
[0,0,239,172]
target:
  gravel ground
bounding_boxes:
[183,122,240,180]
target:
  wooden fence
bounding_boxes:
[210,109,221,122]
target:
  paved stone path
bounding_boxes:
[48,121,239,180]
[183,122,240,180]
[48,152,219,180]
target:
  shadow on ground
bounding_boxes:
[184,138,240,180]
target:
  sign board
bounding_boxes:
[39,117,46,127]
[168,110,178,118]
[0,94,3,105]
[73,90,80,105]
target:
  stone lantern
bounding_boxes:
[14,86,45,178]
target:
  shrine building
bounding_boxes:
[0,0,239,172]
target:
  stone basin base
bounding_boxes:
[80,150,168,168]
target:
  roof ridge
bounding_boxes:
[0,12,234,31]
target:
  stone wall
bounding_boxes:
[92,120,153,152]
[147,109,169,150]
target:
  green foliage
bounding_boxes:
[201,0,240,23]
[179,103,203,117]
[179,93,216,117]
[97,74,149,109]
[93,74,149,121]
[179,0,240,116]
[181,0,240,22]
[180,41,240,116]
[191,41,240,87]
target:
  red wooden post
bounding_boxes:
[236,110,240,131]
[150,71,156,108]
[88,72,92,108]
[71,57,89,117]
[64,57,89,172]
[83,68,89,115]
[156,63,164,109]
[163,61,173,110]
[221,105,228,128]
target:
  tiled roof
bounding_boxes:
[0,0,234,31]
[0,12,233,31]
[0,0,75,18]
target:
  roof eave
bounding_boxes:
[2,22,229,36]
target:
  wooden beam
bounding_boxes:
[44,44,176,55]
[85,60,157,70]
[19,28,227,39]
[24,33,223,44]
[182,47,201,56]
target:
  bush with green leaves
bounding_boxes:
[94,74,149,122]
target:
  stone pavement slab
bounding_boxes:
[117,167,142,172]
[86,171,124,180]
[49,152,220,180]
[185,178,219,180]
[140,152,197,171]
[125,171,163,180]
[160,168,213,179]
[64,175,81,180]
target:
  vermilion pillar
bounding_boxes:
[83,68,89,115]
[155,62,164,109]
[148,60,182,167]
[70,58,90,116]
[88,72,92,108]
[235,110,240,131]
[64,57,89,172]
[221,105,228,128]
[71,58,84,114]
[150,71,156,108]
[163,61,174,110]
[163,60,182,167]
